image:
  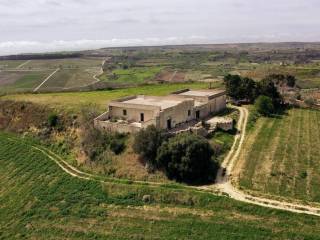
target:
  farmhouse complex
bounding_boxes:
[95,89,226,133]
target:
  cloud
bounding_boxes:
[0,36,210,56]
[0,0,319,54]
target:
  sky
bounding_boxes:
[1,0,320,55]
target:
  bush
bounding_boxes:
[48,113,58,127]
[133,125,166,167]
[156,133,218,184]
[255,95,274,116]
[110,138,126,155]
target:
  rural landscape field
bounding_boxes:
[1,42,320,239]
[237,107,320,203]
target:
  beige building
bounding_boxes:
[94,89,226,133]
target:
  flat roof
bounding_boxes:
[178,89,225,98]
[122,95,186,110]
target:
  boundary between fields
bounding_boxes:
[33,68,59,92]
[16,60,31,69]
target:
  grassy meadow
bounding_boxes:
[237,108,320,203]
[1,82,216,112]
[2,132,320,239]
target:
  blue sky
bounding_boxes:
[0,0,319,55]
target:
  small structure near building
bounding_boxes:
[206,117,234,132]
[94,89,226,133]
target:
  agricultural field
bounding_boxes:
[39,68,101,90]
[0,60,28,69]
[0,70,52,93]
[2,44,320,94]
[99,66,163,84]
[237,108,320,203]
[1,82,215,112]
[239,63,320,89]
[2,132,320,239]
[17,58,103,70]
[0,58,103,92]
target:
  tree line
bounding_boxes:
[224,74,296,116]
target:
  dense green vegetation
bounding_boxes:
[254,95,274,116]
[133,125,166,168]
[157,133,218,184]
[224,74,283,105]
[2,132,320,239]
[238,108,320,203]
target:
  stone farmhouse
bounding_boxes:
[94,89,226,133]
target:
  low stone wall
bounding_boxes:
[207,117,233,131]
[94,111,157,133]
[95,120,141,134]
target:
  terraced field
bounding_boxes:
[2,133,320,239]
[237,108,320,203]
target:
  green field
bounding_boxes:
[238,108,320,203]
[2,82,215,112]
[2,132,320,239]
[0,60,27,69]
[0,70,51,93]
[99,66,163,84]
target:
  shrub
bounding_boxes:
[255,95,274,116]
[133,125,166,167]
[48,113,58,127]
[110,138,126,155]
[304,97,316,107]
[156,133,218,184]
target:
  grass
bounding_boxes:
[1,82,217,112]
[209,130,236,164]
[99,66,163,84]
[2,132,320,239]
[238,108,320,203]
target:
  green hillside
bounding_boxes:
[1,132,320,239]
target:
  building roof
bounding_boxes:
[177,89,226,98]
[121,95,189,110]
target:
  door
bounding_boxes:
[167,119,172,129]
[140,113,144,122]
[196,110,200,119]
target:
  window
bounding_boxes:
[188,110,191,116]
[140,113,144,122]
[123,109,127,116]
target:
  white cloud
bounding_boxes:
[0,0,319,54]
[0,36,210,55]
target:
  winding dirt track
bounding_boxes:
[9,106,320,216]
[213,106,320,216]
